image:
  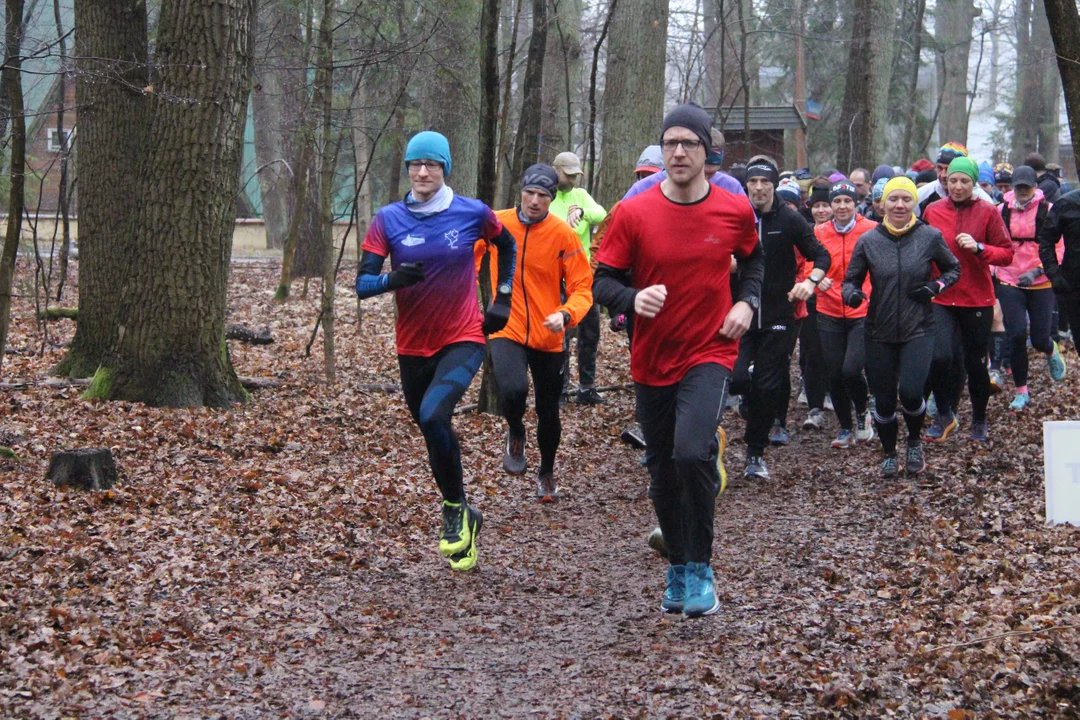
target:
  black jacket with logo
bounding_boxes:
[842,220,961,343]
[752,199,831,328]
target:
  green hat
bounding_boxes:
[947,156,979,184]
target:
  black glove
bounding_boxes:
[908,281,940,304]
[482,295,511,334]
[1052,273,1073,295]
[609,313,627,332]
[844,290,866,309]
[386,261,425,290]
[1017,269,1042,288]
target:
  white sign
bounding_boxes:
[1043,422,1080,526]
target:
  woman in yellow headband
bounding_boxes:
[839,176,961,478]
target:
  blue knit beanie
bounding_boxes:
[978,160,994,185]
[871,164,895,183]
[405,131,452,177]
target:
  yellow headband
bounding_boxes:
[882,176,918,201]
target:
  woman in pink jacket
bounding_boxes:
[996,165,1067,411]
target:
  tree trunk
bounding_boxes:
[87,0,254,408]
[540,0,580,157]
[835,0,896,171]
[52,1,150,378]
[510,0,547,189]
[935,0,978,146]
[0,0,26,373]
[596,0,667,208]
[477,0,501,205]
[1034,0,1060,160]
[53,0,72,302]
[493,0,524,207]
[252,0,302,250]
[899,0,926,167]
[1044,0,1080,175]
[316,0,335,383]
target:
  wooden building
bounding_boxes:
[709,106,807,169]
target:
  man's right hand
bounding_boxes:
[634,285,668,318]
[386,261,425,290]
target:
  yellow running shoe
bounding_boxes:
[439,501,472,557]
[447,504,483,571]
[716,428,728,495]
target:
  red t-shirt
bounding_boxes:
[596,184,759,385]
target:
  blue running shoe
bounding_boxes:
[661,565,686,613]
[1009,392,1030,411]
[1048,341,1067,382]
[683,562,720,618]
[925,411,958,442]
[970,421,989,442]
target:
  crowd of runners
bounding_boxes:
[355,104,1080,618]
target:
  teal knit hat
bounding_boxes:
[405,131,452,177]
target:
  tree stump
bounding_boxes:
[46,449,118,490]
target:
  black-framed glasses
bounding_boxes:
[661,139,703,152]
[407,161,443,171]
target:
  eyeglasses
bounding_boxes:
[661,139,703,152]
[407,161,443,172]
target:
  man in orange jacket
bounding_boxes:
[478,164,594,500]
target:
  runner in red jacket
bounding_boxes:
[923,156,1014,443]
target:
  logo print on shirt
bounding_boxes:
[445,229,461,249]
[403,234,425,247]
[703,235,721,244]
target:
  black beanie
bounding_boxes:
[915,168,937,185]
[660,103,712,150]
[745,158,779,186]
[829,181,858,202]
[521,163,559,198]
[808,184,831,207]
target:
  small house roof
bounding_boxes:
[709,106,807,132]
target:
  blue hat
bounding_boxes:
[978,160,995,185]
[405,131,452,177]
[777,178,801,205]
[871,164,895,183]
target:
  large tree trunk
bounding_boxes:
[0,0,26,373]
[1045,0,1080,174]
[935,0,978,146]
[1035,0,1060,161]
[52,0,150,379]
[252,0,303,250]
[510,0,547,189]
[87,0,254,407]
[596,0,667,208]
[540,0,580,158]
[835,0,896,171]
[899,0,926,167]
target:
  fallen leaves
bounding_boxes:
[1,259,1079,717]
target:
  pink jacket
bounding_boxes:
[996,189,1062,287]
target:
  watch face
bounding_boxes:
[498,283,512,295]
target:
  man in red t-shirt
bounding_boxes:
[593,103,764,618]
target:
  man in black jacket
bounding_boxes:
[731,157,831,479]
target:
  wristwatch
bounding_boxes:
[808,275,822,285]
[743,295,760,310]
[975,242,985,254]
[498,283,512,295]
